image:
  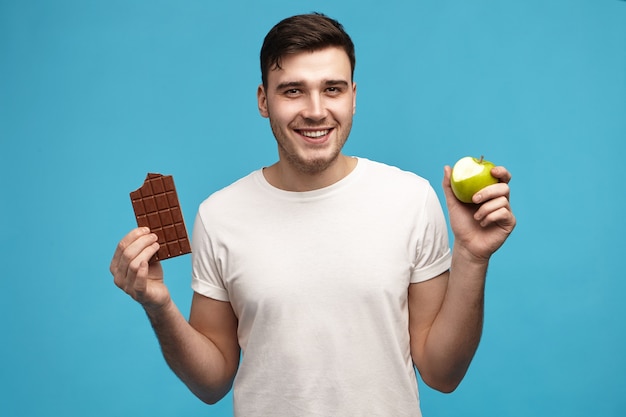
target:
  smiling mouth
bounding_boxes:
[298,129,331,139]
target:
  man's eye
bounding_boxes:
[285,89,300,95]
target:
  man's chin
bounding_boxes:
[288,154,339,175]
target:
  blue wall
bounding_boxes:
[2,1,625,416]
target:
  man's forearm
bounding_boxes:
[422,242,489,391]
[144,300,235,404]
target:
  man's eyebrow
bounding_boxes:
[275,81,304,91]
[324,79,350,87]
[274,79,350,91]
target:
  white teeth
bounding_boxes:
[300,130,329,138]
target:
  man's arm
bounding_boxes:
[110,228,240,404]
[146,293,240,404]
[408,165,516,393]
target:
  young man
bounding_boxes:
[110,13,516,417]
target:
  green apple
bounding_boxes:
[450,156,498,203]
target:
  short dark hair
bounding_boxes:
[259,13,356,88]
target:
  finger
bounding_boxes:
[111,229,155,281]
[119,241,160,298]
[111,230,158,289]
[110,227,151,275]
[442,165,452,186]
[442,166,456,201]
[473,182,510,204]
[490,166,512,184]
[477,206,516,230]
[473,196,510,225]
[129,259,151,298]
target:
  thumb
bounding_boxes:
[134,260,150,297]
[441,165,455,201]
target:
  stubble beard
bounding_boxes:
[270,118,352,175]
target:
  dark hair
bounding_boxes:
[260,13,356,88]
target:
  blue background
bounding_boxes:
[2,0,625,416]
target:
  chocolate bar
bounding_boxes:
[130,173,191,262]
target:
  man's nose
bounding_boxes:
[301,94,327,120]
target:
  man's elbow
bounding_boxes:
[189,379,234,405]
[424,377,462,394]
[199,395,224,406]
[195,387,231,405]
[420,369,466,394]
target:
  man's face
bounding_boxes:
[257,47,357,175]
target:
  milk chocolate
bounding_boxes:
[130,173,191,262]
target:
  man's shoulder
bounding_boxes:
[359,158,431,188]
[198,169,261,212]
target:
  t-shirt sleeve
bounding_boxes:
[190,211,230,301]
[410,185,452,283]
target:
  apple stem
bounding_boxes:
[479,155,484,163]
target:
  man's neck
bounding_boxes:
[263,155,357,192]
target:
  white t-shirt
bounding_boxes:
[191,158,452,417]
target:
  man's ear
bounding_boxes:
[257,84,269,118]
[352,82,357,115]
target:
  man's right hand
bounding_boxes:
[110,227,170,311]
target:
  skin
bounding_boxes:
[109,45,516,403]
[257,47,358,191]
[409,165,514,392]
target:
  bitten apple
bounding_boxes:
[450,156,498,203]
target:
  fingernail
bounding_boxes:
[473,193,482,203]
